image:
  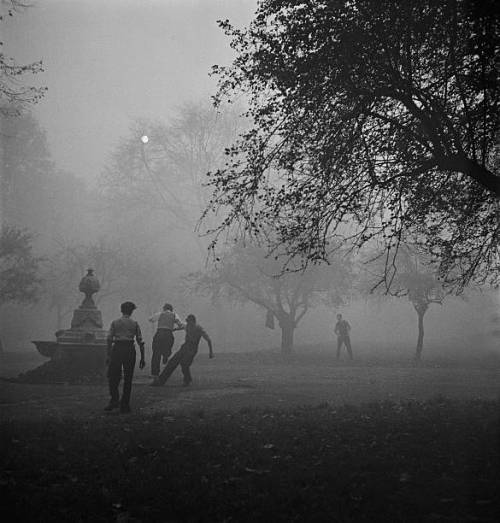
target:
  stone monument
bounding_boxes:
[33,269,108,366]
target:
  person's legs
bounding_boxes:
[162,331,174,364]
[180,347,196,385]
[344,336,353,359]
[121,346,136,411]
[156,345,184,385]
[151,331,162,377]
[181,362,192,385]
[336,337,343,359]
[106,345,122,409]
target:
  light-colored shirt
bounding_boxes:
[107,315,144,345]
[149,310,184,330]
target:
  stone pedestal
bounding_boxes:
[32,269,108,368]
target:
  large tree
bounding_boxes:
[192,243,351,353]
[205,0,499,292]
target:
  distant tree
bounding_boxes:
[0,1,47,115]
[0,225,41,351]
[0,110,91,244]
[405,272,444,362]
[0,112,53,229]
[361,245,445,360]
[191,242,352,353]
[0,225,40,304]
[206,0,499,292]
[101,102,242,261]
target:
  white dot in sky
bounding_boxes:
[141,135,149,144]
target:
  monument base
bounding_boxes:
[26,270,112,383]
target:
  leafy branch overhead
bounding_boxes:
[0,1,47,114]
[205,0,499,292]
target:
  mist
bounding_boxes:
[1,0,497,360]
[1,1,499,521]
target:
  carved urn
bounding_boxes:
[78,268,100,309]
[33,270,108,363]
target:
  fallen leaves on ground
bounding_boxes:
[0,398,499,522]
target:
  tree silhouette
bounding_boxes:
[191,242,351,353]
[361,245,445,360]
[205,0,499,292]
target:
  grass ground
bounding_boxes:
[0,351,499,522]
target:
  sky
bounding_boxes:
[4,0,257,182]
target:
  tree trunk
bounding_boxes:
[279,315,295,354]
[415,308,426,361]
[280,323,294,354]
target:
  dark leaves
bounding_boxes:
[205,0,500,292]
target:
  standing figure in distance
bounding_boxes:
[334,313,353,360]
[151,314,213,387]
[105,301,145,413]
[149,303,184,384]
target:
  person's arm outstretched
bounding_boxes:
[201,329,214,359]
[173,312,185,331]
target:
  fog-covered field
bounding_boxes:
[1,350,498,422]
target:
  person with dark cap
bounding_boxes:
[151,314,213,387]
[105,301,145,413]
[148,303,184,383]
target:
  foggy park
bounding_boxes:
[0,0,499,521]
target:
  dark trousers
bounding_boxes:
[337,335,353,359]
[151,329,174,376]
[107,341,136,407]
[157,343,197,385]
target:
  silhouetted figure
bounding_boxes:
[151,314,213,386]
[334,313,352,360]
[149,303,184,382]
[105,301,145,413]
